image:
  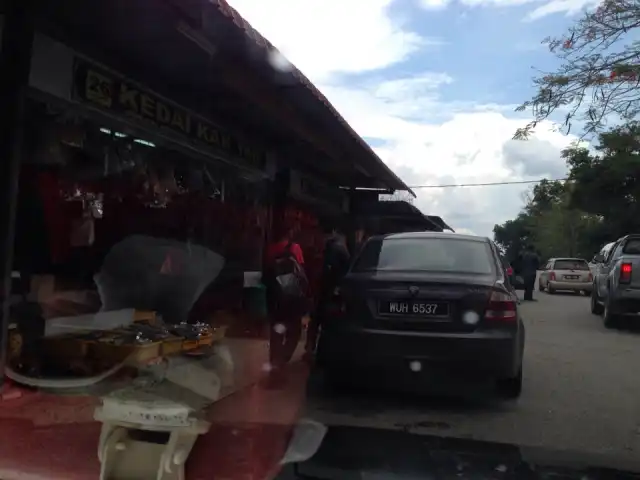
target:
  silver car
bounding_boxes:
[538,258,593,295]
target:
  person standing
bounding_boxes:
[263,225,309,375]
[521,244,540,301]
[353,225,370,256]
[305,226,350,356]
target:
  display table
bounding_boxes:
[0,361,310,480]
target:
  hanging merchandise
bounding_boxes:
[184,163,205,192]
[144,150,182,210]
[202,166,223,200]
[29,116,86,166]
[69,198,99,247]
[101,136,135,178]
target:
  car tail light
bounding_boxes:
[549,271,556,281]
[620,263,632,284]
[506,267,514,276]
[485,290,517,321]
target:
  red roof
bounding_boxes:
[210,0,413,194]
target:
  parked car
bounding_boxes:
[316,232,525,399]
[538,258,593,295]
[590,235,640,328]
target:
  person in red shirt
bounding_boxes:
[264,227,305,268]
[263,225,308,378]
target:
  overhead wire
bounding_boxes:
[407,178,569,189]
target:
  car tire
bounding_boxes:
[590,288,604,315]
[538,282,543,292]
[581,290,590,296]
[547,286,556,294]
[497,366,523,400]
[603,296,621,329]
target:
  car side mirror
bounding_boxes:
[594,254,605,263]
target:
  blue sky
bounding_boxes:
[228,0,600,236]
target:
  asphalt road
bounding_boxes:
[303,278,640,465]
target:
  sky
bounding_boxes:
[226,0,602,237]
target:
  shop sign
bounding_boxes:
[71,58,265,169]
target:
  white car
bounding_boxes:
[538,257,593,295]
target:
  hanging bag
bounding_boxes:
[270,242,308,301]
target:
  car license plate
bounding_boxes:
[565,275,579,280]
[379,301,449,317]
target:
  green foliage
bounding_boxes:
[496,123,640,261]
[493,213,533,261]
[566,122,640,237]
[514,0,640,139]
[507,1,640,254]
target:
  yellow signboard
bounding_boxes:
[73,58,265,169]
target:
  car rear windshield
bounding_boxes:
[352,237,495,274]
[554,259,589,270]
[623,239,640,254]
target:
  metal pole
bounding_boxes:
[0,0,34,390]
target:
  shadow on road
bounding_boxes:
[536,290,587,297]
[305,366,513,424]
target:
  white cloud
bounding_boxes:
[525,0,600,21]
[455,228,479,235]
[417,0,601,20]
[227,0,578,236]
[226,0,439,83]
[419,0,453,9]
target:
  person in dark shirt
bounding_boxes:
[521,244,540,301]
[305,226,350,356]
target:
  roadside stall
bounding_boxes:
[6,91,273,381]
[0,0,414,478]
[4,90,271,480]
[354,200,450,235]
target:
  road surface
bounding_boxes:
[303,283,640,464]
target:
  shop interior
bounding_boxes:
[7,98,275,392]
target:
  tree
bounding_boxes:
[493,213,534,262]
[514,0,640,139]
[525,179,567,216]
[495,177,604,261]
[528,185,601,260]
[563,122,640,239]
[497,123,640,261]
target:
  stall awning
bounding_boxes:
[33,0,411,193]
[425,215,455,233]
[354,201,445,232]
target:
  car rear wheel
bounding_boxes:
[547,286,556,294]
[603,297,621,329]
[590,289,604,315]
[538,282,543,292]
[497,366,522,400]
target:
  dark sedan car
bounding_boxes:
[316,232,525,399]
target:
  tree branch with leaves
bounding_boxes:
[515,0,640,139]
